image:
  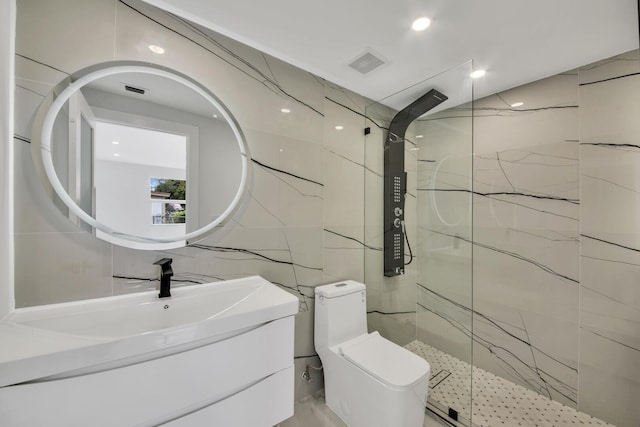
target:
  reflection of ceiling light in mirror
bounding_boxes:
[511,101,524,107]
[412,17,431,31]
[111,141,119,144]
[281,108,291,113]
[470,69,486,79]
[416,135,424,139]
[148,44,165,54]
[335,125,344,130]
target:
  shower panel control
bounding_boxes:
[383,89,447,277]
[384,159,406,276]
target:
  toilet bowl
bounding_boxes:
[314,280,430,427]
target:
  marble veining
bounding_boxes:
[12,0,385,402]
[578,62,640,424]
[118,0,325,117]
[414,50,640,426]
[417,283,578,405]
[14,1,640,423]
[251,158,324,188]
[416,69,580,414]
[421,227,578,284]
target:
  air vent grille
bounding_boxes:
[124,85,146,95]
[348,51,386,75]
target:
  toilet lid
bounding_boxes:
[339,332,430,389]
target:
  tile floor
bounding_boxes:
[278,390,450,427]
[406,340,615,427]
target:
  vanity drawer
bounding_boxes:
[0,316,294,427]
[165,366,294,427]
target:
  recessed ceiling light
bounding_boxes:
[416,135,424,139]
[279,149,284,152]
[412,17,431,31]
[212,114,218,118]
[281,108,291,113]
[335,125,344,130]
[148,44,165,54]
[510,102,524,108]
[111,141,119,145]
[113,153,120,157]
[470,70,486,79]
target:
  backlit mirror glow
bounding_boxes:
[37,63,249,250]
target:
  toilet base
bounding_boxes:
[321,349,429,427]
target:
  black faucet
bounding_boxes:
[153,258,173,298]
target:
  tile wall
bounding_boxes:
[12,0,406,400]
[416,51,640,426]
[578,50,640,427]
[13,1,639,421]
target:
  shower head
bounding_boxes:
[388,132,403,143]
[386,89,448,144]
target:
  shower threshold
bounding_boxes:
[405,340,615,427]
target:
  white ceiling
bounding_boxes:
[142,0,639,111]
[86,72,221,118]
[94,121,186,170]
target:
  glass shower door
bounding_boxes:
[364,61,474,425]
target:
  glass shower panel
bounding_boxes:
[364,61,474,425]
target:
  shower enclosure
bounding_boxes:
[364,61,474,425]
[363,47,640,427]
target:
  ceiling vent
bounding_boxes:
[348,50,386,75]
[121,83,149,96]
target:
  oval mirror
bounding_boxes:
[35,62,249,250]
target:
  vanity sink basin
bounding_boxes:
[17,276,266,338]
[0,275,298,388]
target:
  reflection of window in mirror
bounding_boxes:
[150,178,187,225]
[93,121,187,241]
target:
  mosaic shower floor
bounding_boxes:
[405,340,614,427]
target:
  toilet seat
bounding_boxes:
[337,332,430,389]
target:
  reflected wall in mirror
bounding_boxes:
[36,62,249,250]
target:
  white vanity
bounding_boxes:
[0,276,298,426]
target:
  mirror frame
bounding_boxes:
[39,62,249,248]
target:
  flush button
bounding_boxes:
[335,283,347,287]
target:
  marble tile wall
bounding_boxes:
[578,50,640,427]
[416,50,640,426]
[471,72,582,409]
[12,0,375,400]
[14,1,638,420]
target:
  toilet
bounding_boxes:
[314,280,431,427]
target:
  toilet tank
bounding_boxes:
[315,281,367,350]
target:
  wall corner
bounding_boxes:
[0,0,16,318]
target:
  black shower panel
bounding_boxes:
[384,89,447,277]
